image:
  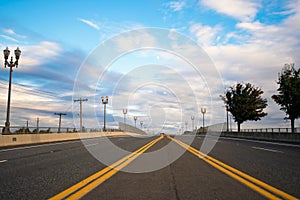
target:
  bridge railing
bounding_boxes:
[240,128,299,133]
[222,128,300,142]
[0,126,120,134]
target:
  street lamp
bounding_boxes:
[185,121,188,132]
[123,108,127,132]
[201,107,206,134]
[140,121,143,129]
[3,47,21,134]
[226,105,229,133]
[191,116,195,131]
[101,96,109,131]
[133,116,138,127]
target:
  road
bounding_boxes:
[0,134,299,199]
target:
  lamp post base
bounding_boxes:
[4,121,10,134]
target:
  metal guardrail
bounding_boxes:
[0,126,120,134]
[240,128,299,133]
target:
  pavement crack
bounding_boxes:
[169,163,180,200]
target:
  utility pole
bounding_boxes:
[54,113,66,133]
[36,117,39,134]
[74,98,88,132]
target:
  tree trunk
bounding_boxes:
[291,118,295,134]
[237,122,241,133]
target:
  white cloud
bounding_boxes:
[3,29,15,35]
[78,18,100,30]
[3,28,27,38]
[188,5,300,128]
[112,29,159,52]
[0,35,19,42]
[185,0,300,130]
[167,1,186,12]
[189,23,221,46]
[199,0,260,22]
[0,41,63,69]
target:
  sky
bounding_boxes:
[0,0,299,134]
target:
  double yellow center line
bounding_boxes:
[167,135,298,200]
[50,135,163,200]
[50,134,297,200]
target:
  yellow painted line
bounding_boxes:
[50,135,163,200]
[167,135,298,200]
[67,136,162,199]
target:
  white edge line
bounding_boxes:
[0,140,81,153]
[252,146,284,153]
[0,135,140,153]
[220,137,300,148]
[85,143,99,147]
[0,159,8,163]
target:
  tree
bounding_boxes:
[272,63,300,133]
[221,83,268,132]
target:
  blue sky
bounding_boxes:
[0,0,299,133]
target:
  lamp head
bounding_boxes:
[3,47,10,61]
[14,47,21,60]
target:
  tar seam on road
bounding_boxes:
[49,135,164,200]
[167,135,298,200]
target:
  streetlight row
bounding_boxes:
[2,45,206,134]
[183,107,206,133]
[101,96,144,132]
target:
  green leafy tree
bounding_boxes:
[222,83,268,132]
[272,63,300,133]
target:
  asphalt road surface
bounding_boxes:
[0,134,299,199]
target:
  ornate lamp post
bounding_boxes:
[226,105,229,133]
[133,116,138,127]
[140,121,143,129]
[3,47,21,134]
[123,108,127,132]
[101,96,109,131]
[185,121,188,132]
[201,107,206,134]
[191,115,195,131]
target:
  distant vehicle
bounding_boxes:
[160,133,165,136]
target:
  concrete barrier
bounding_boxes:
[0,132,141,147]
[221,132,300,143]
